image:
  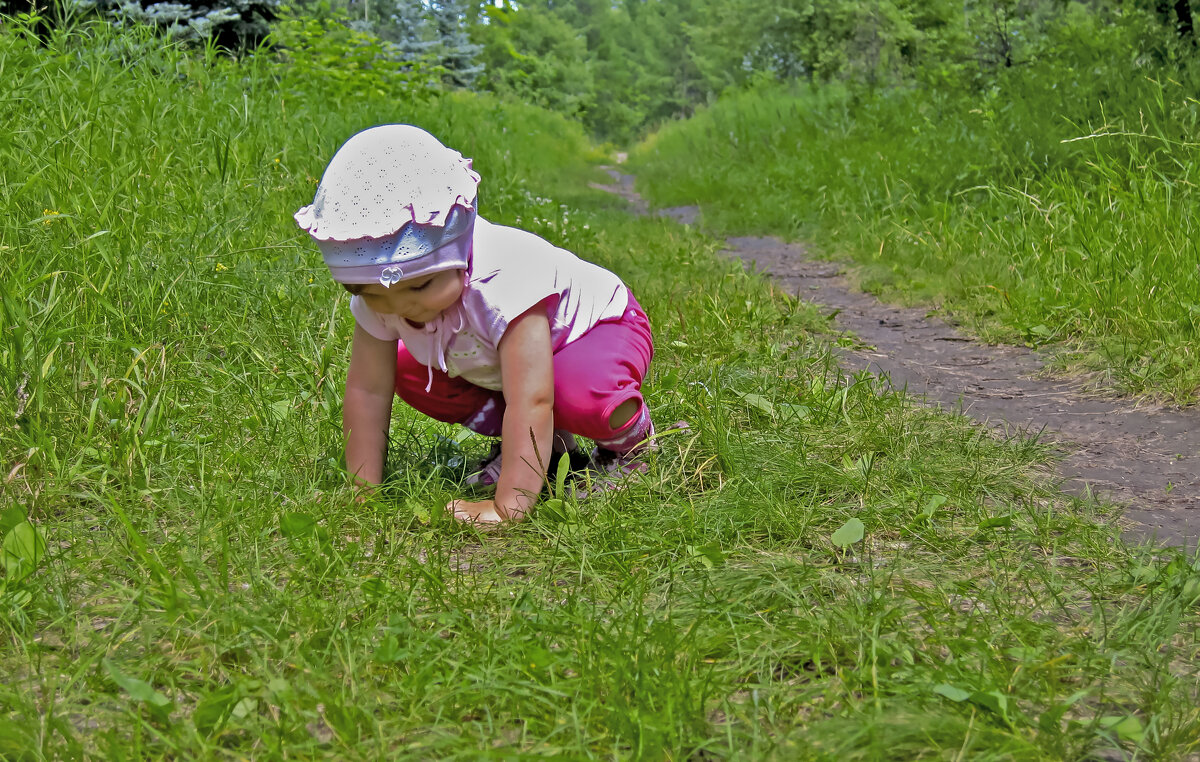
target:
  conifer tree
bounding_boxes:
[428,0,483,85]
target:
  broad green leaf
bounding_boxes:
[323,702,369,743]
[536,498,583,538]
[1099,715,1145,743]
[40,343,60,379]
[104,659,173,721]
[932,684,970,702]
[404,499,431,524]
[854,453,875,478]
[2,521,47,584]
[361,577,387,600]
[921,495,948,518]
[279,511,318,538]
[554,450,570,497]
[1003,646,1041,661]
[539,498,576,523]
[193,685,239,735]
[1129,564,1157,584]
[374,634,404,664]
[522,645,552,673]
[0,589,33,609]
[831,517,865,548]
[977,514,1013,530]
[0,717,34,760]
[687,543,725,568]
[969,690,1012,723]
[1038,690,1088,733]
[0,505,25,535]
[1180,576,1200,605]
[777,403,812,421]
[733,390,776,417]
[230,697,257,720]
[268,678,294,702]
[267,399,291,422]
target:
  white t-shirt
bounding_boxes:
[350,217,629,390]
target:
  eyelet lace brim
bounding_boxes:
[295,124,481,243]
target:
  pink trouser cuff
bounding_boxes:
[592,403,652,453]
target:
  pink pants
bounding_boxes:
[394,298,653,441]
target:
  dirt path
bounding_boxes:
[593,168,1200,550]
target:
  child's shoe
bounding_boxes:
[464,441,504,487]
[576,420,688,498]
[464,431,588,487]
[580,445,653,495]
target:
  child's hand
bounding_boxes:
[445,498,525,525]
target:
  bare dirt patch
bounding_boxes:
[595,168,1199,550]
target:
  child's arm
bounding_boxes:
[343,324,398,489]
[448,305,554,523]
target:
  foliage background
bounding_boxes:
[3,0,1200,757]
[467,0,1200,141]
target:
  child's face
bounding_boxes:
[355,269,465,325]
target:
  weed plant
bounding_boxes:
[630,16,1200,403]
[1,20,1198,760]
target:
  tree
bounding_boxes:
[1155,0,1196,43]
[471,3,594,117]
[429,0,483,85]
[344,0,434,58]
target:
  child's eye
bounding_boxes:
[410,280,432,292]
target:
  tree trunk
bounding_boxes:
[1175,0,1196,42]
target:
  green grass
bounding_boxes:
[629,52,1200,403]
[1,20,1199,760]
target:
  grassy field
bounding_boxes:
[2,22,1199,760]
[629,45,1200,404]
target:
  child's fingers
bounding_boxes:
[445,499,505,525]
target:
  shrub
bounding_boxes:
[0,0,279,49]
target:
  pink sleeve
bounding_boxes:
[349,295,401,341]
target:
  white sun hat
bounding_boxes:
[294,124,481,285]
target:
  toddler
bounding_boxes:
[295,125,655,524]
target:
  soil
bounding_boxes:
[593,168,1200,550]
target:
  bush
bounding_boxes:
[1,0,280,49]
[87,0,280,50]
